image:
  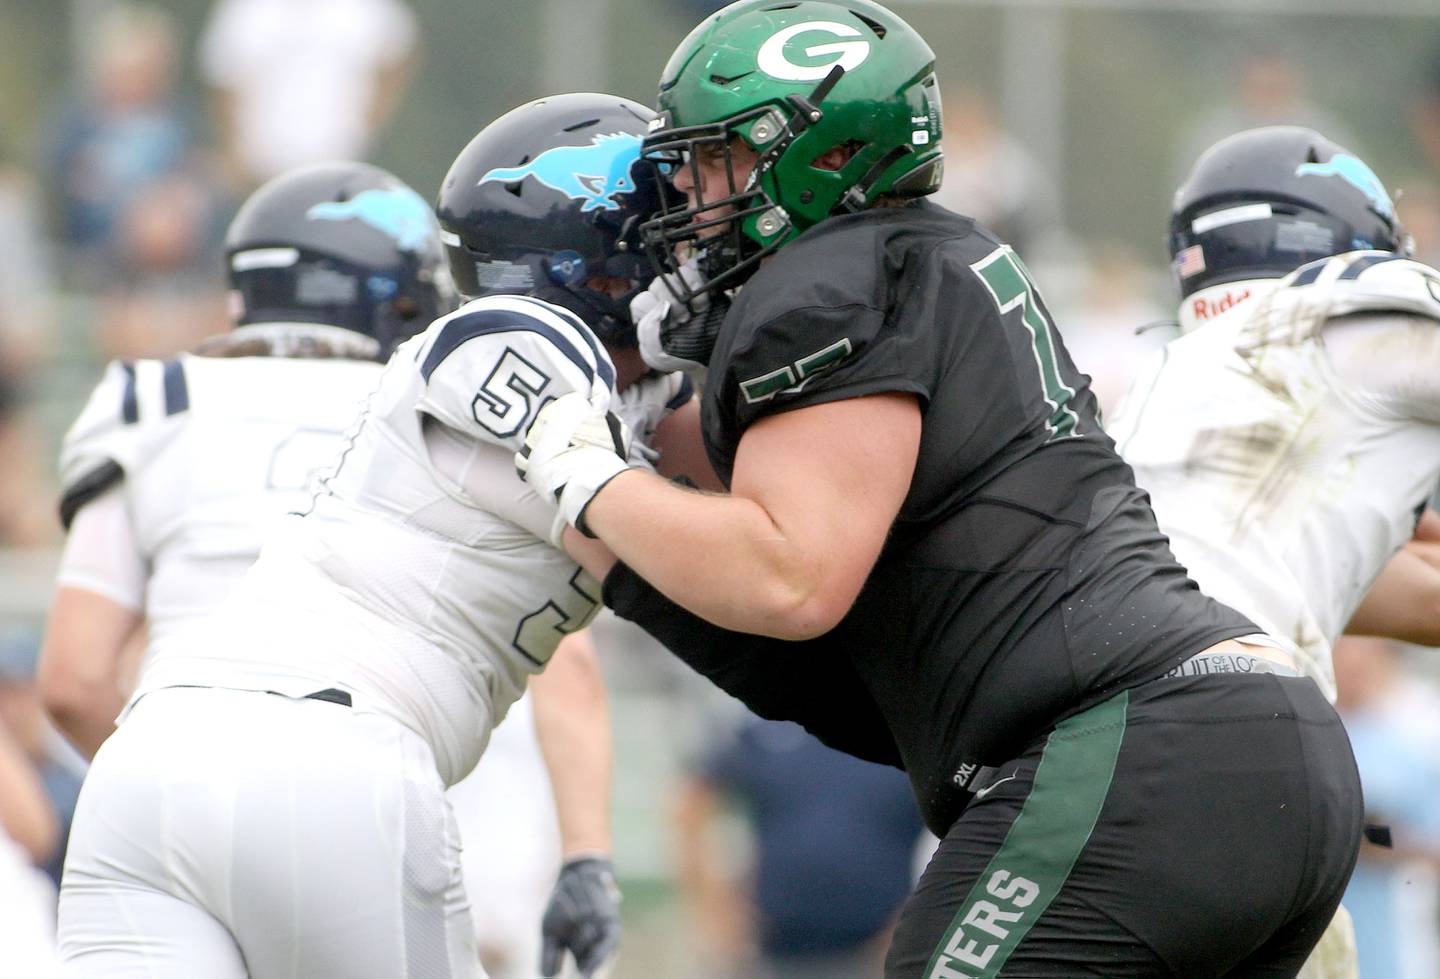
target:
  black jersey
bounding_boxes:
[608,202,1254,834]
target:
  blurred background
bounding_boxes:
[4,0,1440,976]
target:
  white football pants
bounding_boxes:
[448,693,561,979]
[58,686,482,979]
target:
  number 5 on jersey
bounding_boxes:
[473,347,554,438]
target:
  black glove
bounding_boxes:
[540,854,622,978]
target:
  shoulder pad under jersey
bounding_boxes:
[414,295,617,450]
[1277,251,1440,323]
[59,357,191,529]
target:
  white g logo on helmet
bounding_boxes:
[756,21,871,82]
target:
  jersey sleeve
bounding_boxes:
[603,560,903,769]
[54,484,147,611]
[415,299,617,453]
[1289,254,1440,423]
[59,358,191,530]
[716,235,948,436]
[1326,313,1440,423]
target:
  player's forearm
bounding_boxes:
[38,643,128,760]
[1345,548,1440,646]
[584,469,840,640]
[45,695,121,761]
[533,633,613,857]
[0,719,57,863]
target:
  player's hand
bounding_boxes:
[631,262,727,384]
[540,854,622,978]
[614,371,692,467]
[517,392,633,546]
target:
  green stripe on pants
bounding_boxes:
[923,691,1129,978]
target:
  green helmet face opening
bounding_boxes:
[639,0,943,307]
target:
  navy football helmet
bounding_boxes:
[1169,126,1409,299]
[225,162,452,357]
[436,93,665,348]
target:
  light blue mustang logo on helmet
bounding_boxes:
[478,132,643,212]
[1294,155,1396,221]
[306,187,435,252]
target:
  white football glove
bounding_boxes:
[614,371,692,467]
[632,260,720,385]
[517,392,634,547]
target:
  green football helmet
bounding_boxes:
[640,0,943,301]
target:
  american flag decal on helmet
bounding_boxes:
[1175,244,1206,279]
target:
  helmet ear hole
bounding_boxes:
[811,140,865,172]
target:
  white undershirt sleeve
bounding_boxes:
[55,487,147,612]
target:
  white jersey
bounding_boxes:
[1109,252,1440,700]
[137,296,627,786]
[58,343,385,649]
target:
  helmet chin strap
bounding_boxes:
[835,144,913,214]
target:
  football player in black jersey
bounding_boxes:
[517,2,1363,975]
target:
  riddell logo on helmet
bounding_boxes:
[1191,288,1253,321]
[757,21,872,81]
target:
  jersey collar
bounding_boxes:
[1177,279,1281,335]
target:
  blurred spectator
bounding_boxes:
[1175,51,1354,184]
[1334,636,1440,979]
[930,85,1063,258]
[673,715,924,979]
[0,155,54,375]
[199,0,419,189]
[1054,242,1171,418]
[0,368,58,549]
[91,173,230,360]
[0,710,59,977]
[47,2,227,359]
[49,4,195,261]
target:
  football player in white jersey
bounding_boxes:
[1109,126,1440,700]
[50,98,693,977]
[1107,126,1440,979]
[40,162,452,759]
[41,159,620,979]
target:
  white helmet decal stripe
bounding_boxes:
[757,21,871,82]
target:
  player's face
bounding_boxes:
[672,137,758,241]
[584,275,635,300]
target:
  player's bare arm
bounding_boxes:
[1345,546,1440,647]
[0,712,57,864]
[530,629,622,978]
[650,397,724,491]
[579,392,919,640]
[38,586,142,759]
[40,484,146,759]
[531,630,613,858]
